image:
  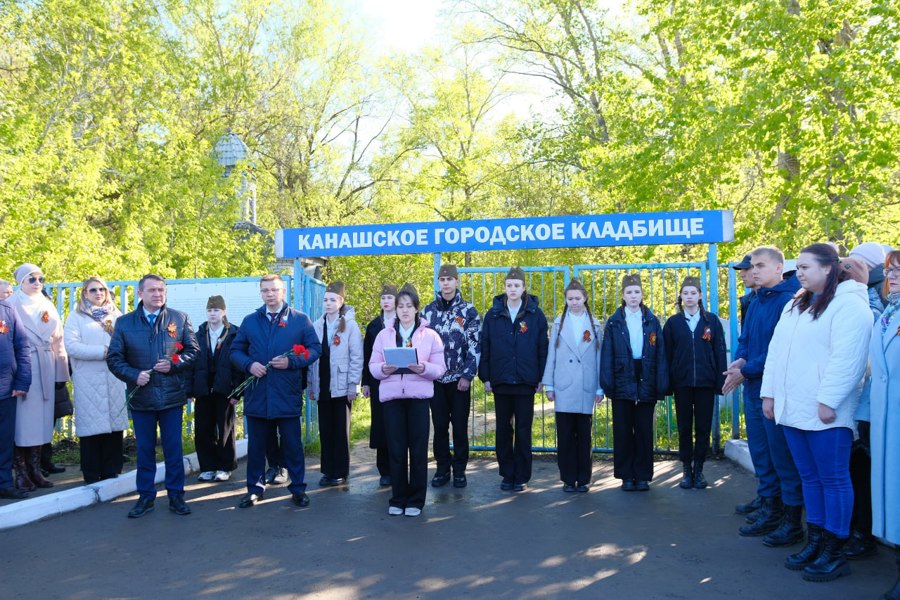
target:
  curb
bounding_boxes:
[0,438,249,530]
[724,439,754,474]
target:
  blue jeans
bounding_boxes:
[784,426,854,537]
[743,380,803,505]
[132,406,185,499]
[246,416,307,496]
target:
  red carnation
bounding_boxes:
[171,353,181,364]
[293,344,310,360]
[174,342,184,351]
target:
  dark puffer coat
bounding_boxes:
[599,305,668,402]
[190,321,244,398]
[107,303,200,411]
[662,310,727,393]
[478,293,548,390]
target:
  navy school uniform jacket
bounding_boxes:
[662,310,727,394]
[599,305,669,402]
[478,293,549,390]
[230,305,321,419]
[190,321,245,399]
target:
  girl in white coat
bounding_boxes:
[64,277,127,483]
[761,243,872,582]
[309,281,363,487]
[542,278,603,492]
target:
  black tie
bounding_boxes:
[269,312,278,324]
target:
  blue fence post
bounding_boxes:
[432,253,441,294]
[727,264,741,439]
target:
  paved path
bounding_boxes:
[0,455,893,599]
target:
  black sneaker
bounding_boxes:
[378,475,391,487]
[291,493,310,507]
[500,480,514,491]
[453,475,467,488]
[431,472,451,487]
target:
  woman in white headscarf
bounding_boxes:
[64,277,127,484]
[9,263,68,490]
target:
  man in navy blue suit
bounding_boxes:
[231,274,321,509]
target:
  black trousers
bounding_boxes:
[556,412,593,486]
[849,420,872,535]
[673,386,715,465]
[383,398,430,509]
[430,381,471,476]
[266,424,284,469]
[318,396,351,479]
[194,393,237,472]
[611,399,656,481]
[368,383,390,477]
[495,393,535,484]
[79,432,125,483]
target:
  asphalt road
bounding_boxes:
[0,454,894,600]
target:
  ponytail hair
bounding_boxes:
[337,304,347,334]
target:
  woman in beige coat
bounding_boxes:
[10,263,68,490]
[64,277,127,483]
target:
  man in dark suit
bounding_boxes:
[107,274,199,518]
[0,297,31,499]
[231,274,321,509]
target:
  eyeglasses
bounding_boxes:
[884,267,900,278]
[87,287,107,293]
[27,276,45,284]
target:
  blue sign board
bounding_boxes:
[275,210,734,258]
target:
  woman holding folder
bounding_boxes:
[369,283,446,517]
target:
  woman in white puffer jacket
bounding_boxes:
[761,243,872,583]
[64,277,127,484]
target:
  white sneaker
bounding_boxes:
[388,506,403,516]
[213,470,231,481]
[198,471,215,482]
[404,507,421,517]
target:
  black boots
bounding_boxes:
[693,461,707,489]
[802,530,850,582]
[785,523,823,570]
[882,548,900,600]
[763,504,805,547]
[13,447,35,492]
[844,529,878,560]
[739,496,783,537]
[735,495,763,515]
[679,463,693,489]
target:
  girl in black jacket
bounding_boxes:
[600,274,668,492]
[478,267,549,491]
[662,277,727,490]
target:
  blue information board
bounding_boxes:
[275,210,734,258]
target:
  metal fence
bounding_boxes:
[459,261,741,457]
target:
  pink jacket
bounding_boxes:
[370,320,446,401]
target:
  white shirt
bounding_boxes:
[507,301,522,323]
[684,309,700,333]
[625,307,643,359]
[398,322,415,345]
[567,312,587,347]
[208,324,224,354]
